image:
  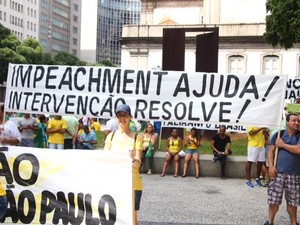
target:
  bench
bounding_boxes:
[140,152,257,178]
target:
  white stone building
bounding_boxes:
[0,0,39,40]
[121,0,300,77]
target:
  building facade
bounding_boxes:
[96,0,141,66]
[0,0,39,40]
[121,0,300,77]
[39,0,82,57]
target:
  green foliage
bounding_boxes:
[43,53,56,65]
[264,0,300,49]
[0,23,11,47]
[0,23,88,82]
[54,51,87,66]
[17,38,44,64]
[100,59,115,67]
[1,34,21,50]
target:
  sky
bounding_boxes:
[80,0,98,50]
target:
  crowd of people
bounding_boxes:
[0,102,299,225]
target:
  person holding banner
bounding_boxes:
[161,128,183,177]
[263,113,300,225]
[0,104,22,146]
[104,104,143,225]
[182,128,201,178]
[46,115,67,149]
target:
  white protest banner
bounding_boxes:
[285,77,300,100]
[0,147,132,225]
[5,64,287,128]
[162,122,247,133]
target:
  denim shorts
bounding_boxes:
[186,149,198,155]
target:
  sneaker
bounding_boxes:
[261,179,269,187]
[263,221,273,225]
[212,157,217,163]
[147,170,152,175]
[246,180,254,188]
[255,178,263,187]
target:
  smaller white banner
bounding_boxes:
[0,147,133,225]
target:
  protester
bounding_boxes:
[261,128,271,186]
[211,126,232,179]
[104,104,143,225]
[141,123,157,175]
[182,128,201,178]
[17,113,38,147]
[0,181,7,219]
[161,128,183,177]
[0,105,22,146]
[34,115,48,148]
[62,116,78,149]
[245,126,267,188]
[73,119,84,149]
[104,118,119,140]
[263,113,300,225]
[77,125,97,150]
[91,118,101,131]
[46,115,67,149]
[81,116,91,126]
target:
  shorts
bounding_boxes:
[135,190,142,211]
[247,147,265,162]
[49,143,64,150]
[268,172,300,206]
[186,149,198,155]
[20,139,35,147]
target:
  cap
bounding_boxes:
[115,104,131,116]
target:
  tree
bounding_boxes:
[0,23,11,47]
[99,59,115,67]
[54,51,87,66]
[264,0,300,49]
[17,38,44,64]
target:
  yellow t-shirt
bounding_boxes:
[247,127,265,148]
[0,182,6,196]
[91,121,101,131]
[47,118,68,144]
[105,130,143,191]
[142,134,152,149]
[78,128,84,137]
[169,138,181,153]
[188,135,198,150]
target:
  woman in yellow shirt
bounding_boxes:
[182,128,201,178]
[161,128,183,177]
[0,182,7,219]
[104,104,143,225]
[141,123,157,175]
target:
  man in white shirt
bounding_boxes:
[0,105,22,146]
[18,113,38,147]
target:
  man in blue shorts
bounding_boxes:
[264,113,300,225]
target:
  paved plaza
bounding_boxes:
[139,175,299,225]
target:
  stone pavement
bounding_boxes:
[138,175,299,225]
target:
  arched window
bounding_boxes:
[228,55,245,75]
[263,55,280,75]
